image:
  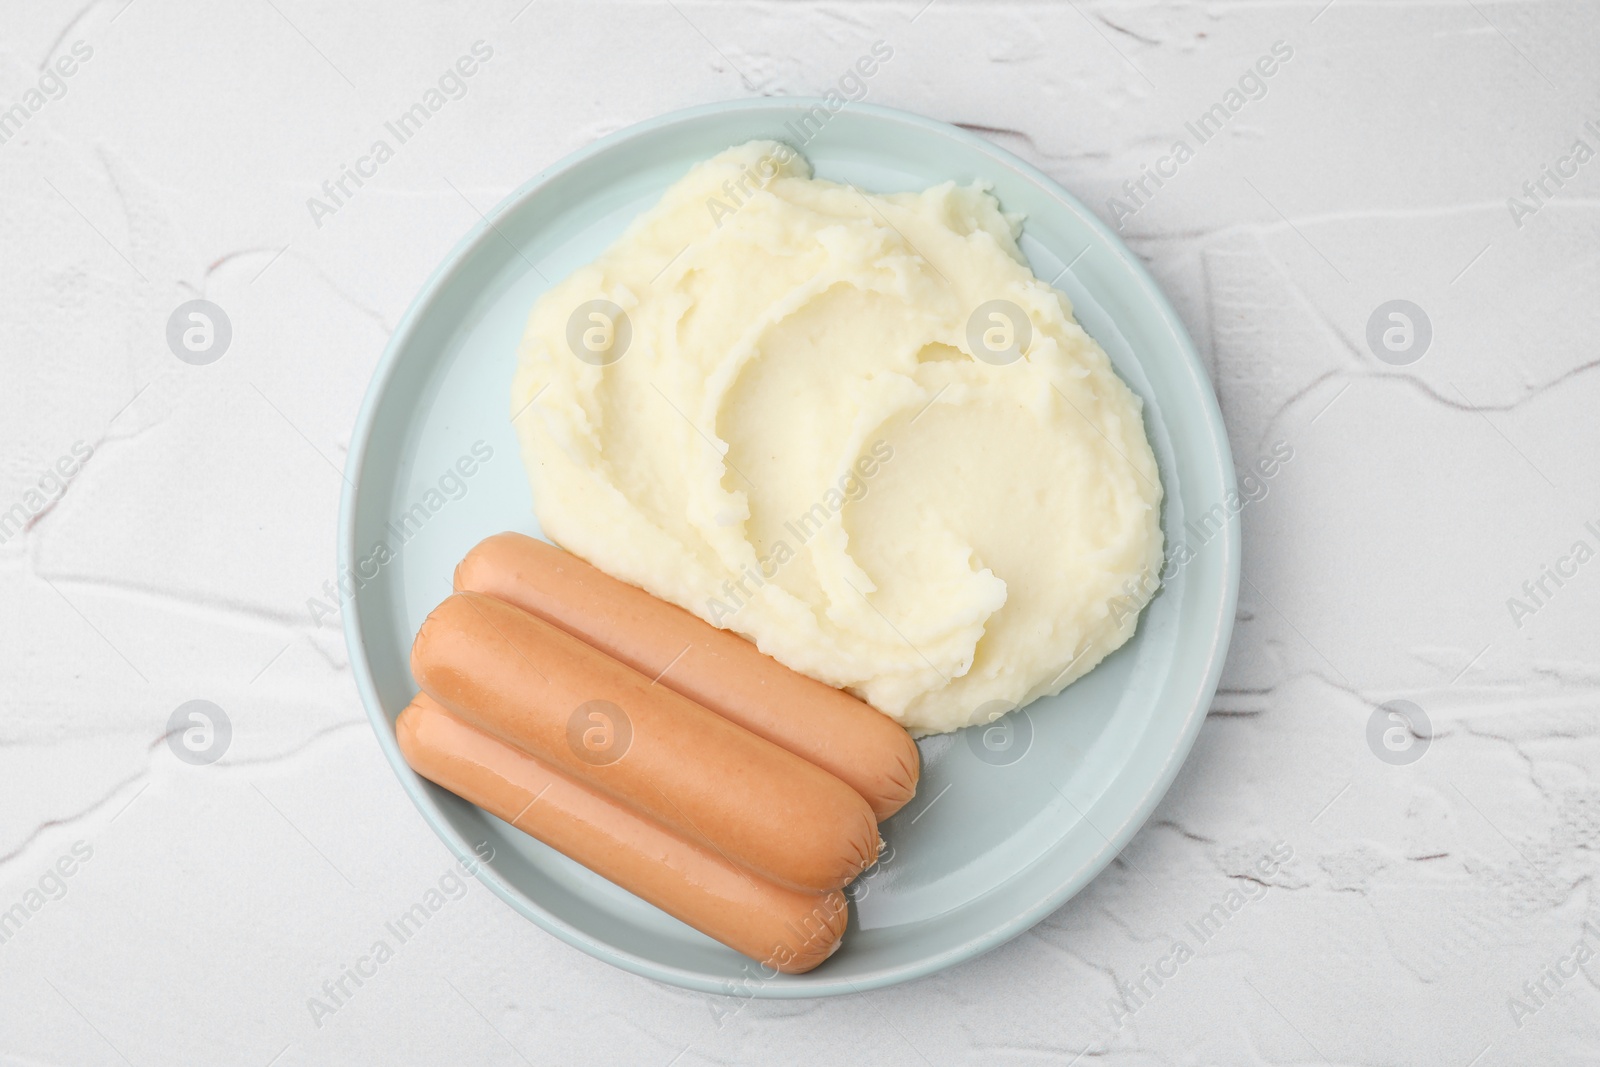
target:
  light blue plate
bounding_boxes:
[340,99,1238,997]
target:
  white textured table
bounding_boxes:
[3,2,1597,1064]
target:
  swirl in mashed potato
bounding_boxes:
[512,141,1162,736]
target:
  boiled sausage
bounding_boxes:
[411,591,879,893]
[396,694,848,973]
[454,532,919,820]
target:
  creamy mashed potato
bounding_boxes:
[512,141,1163,735]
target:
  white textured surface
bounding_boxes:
[2,1,1597,1064]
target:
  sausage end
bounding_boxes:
[866,729,923,821]
[763,889,850,974]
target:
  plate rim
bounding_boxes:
[339,96,1240,998]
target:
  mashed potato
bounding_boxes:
[512,141,1162,735]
